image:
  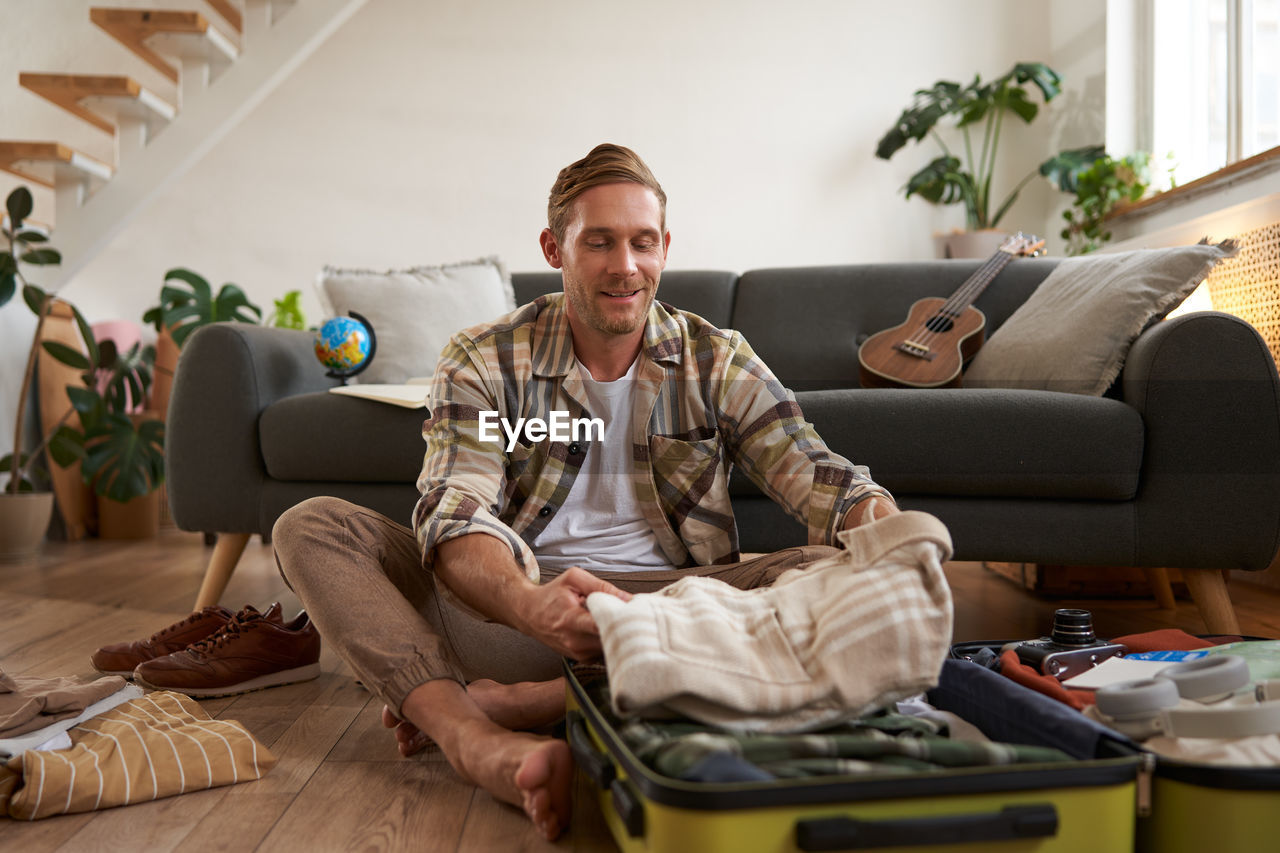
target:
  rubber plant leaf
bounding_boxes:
[42,341,91,372]
[6,186,32,230]
[20,248,61,266]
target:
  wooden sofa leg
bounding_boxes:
[194,532,251,610]
[1180,567,1241,635]
[1142,567,1178,610]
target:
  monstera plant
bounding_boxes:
[876,61,1104,234]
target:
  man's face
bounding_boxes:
[541,182,670,338]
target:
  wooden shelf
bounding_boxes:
[19,73,176,135]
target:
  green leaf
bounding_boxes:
[83,414,165,502]
[47,425,85,467]
[15,229,48,244]
[0,273,14,308]
[1039,144,1107,192]
[42,340,91,371]
[875,79,968,159]
[904,155,973,205]
[20,248,60,266]
[6,186,33,231]
[67,385,104,418]
[164,266,211,289]
[97,338,119,371]
[998,86,1039,123]
[1006,62,1062,102]
[68,301,99,367]
[23,284,49,315]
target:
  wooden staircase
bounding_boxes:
[1,0,367,291]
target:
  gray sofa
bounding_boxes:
[167,261,1280,632]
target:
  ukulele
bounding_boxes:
[857,232,1045,389]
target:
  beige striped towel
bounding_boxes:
[0,691,275,820]
[587,511,954,733]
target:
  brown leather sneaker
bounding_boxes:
[132,602,321,698]
[92,605,236,676]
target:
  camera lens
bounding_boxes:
[1049,608,1097,646]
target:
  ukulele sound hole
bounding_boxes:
[926,315,955,333]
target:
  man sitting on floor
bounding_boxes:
[272,143,896,840]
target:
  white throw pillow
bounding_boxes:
[316,256,515,384]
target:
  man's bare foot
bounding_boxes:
[382,705,433,756]
[381,677,565,756]
[468,677,566,731]
[451,722,574,840]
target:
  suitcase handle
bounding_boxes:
[566,712,616,790]
[795,804,1058,850]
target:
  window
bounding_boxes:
[1129,0,1280,187]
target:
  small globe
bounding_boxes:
[314,313,376,381]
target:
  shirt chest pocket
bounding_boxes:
[648,431,734,551]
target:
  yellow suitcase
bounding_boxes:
[566,659,1141,853]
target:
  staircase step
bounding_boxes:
[206,1,243,34]
[0,142,114,190]
[19,73,177,135]
[90,8,240,84]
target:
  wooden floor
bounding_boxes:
[2,528,1279,851]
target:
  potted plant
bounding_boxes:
[143,267,261,417]
[2,185,168,550]
[1060,151,1156,255]
[1,186,68,559]
[876,61,1105,257]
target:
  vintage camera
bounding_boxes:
[1006,609,1127,680]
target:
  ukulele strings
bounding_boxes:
[906,252,1014,354]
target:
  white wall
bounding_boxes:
[4,0,1105,463]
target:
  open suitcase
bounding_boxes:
[566,658,1143,853]
[951,637,1280,853]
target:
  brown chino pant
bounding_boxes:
[272,496,840,718]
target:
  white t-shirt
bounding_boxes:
[532,356,676,572]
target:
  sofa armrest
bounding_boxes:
[167,323,335,535]
[1122,311,1280,569]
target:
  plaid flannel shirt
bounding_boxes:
[413,293,892,581]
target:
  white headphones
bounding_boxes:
[1095,655,1280,740]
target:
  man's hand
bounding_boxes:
[515,567,632,661]
[841,495,899,530]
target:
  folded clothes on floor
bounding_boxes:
[0,670,129,739]
[587,511,954,733]
[0,690,275,820]
[0,683,143,760]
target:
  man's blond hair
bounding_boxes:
[547,143,667,240]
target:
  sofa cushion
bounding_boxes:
[964,241,1238,395]
[316,256,516,385]
[260,393,428,483]
[729,388,1145,501]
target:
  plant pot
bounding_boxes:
[97,489,161,540]
[0,491,55,561]
[934,229,1010,259]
